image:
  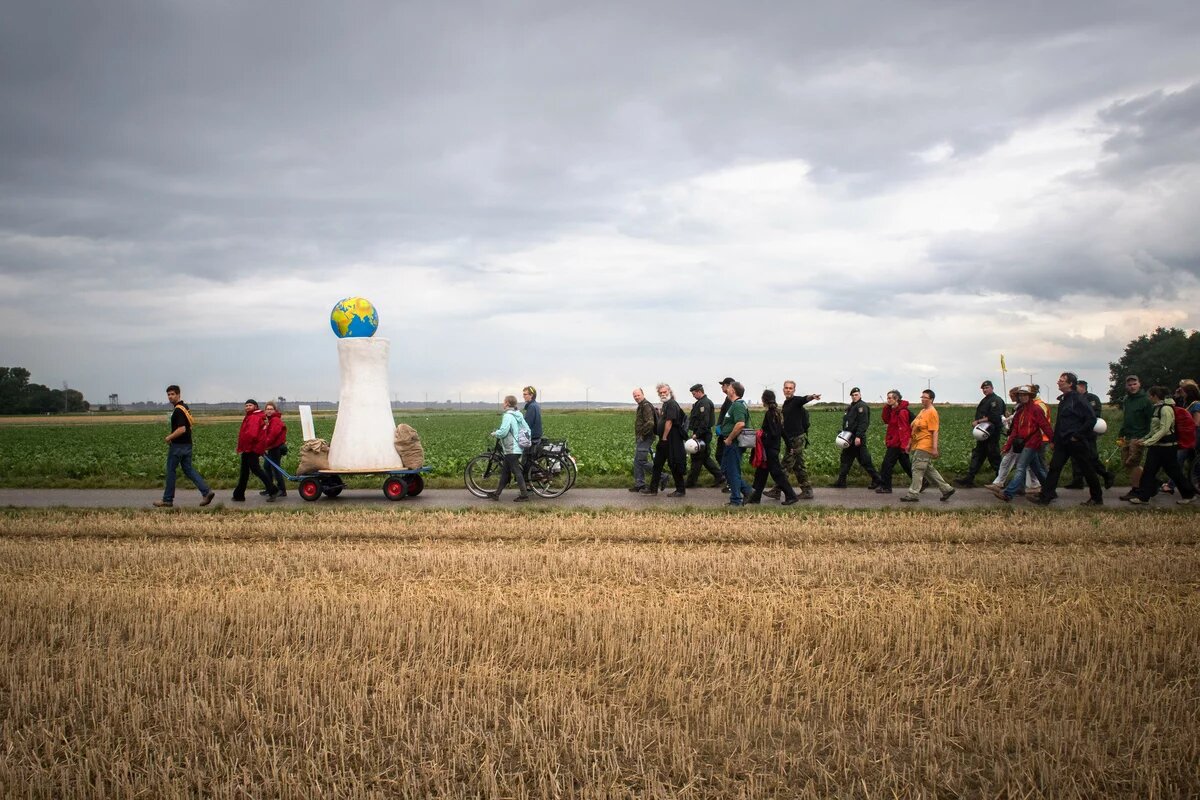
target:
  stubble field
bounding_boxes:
[1,506,1195,798]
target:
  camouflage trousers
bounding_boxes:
[780,433,812,490]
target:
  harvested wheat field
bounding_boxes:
[1,507,1197,799]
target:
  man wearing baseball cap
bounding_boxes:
[956,380,1006,487]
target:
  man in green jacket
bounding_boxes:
[630,388,657,492]
[1118,375,1154,501]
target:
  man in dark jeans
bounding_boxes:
[1032,372,1103,506]
[521,385,543,477]
[1066,379,1115,490]
[957,380,1006,487]
[684,383,723,487]
[154,384,217,508]
[629,388,656,492]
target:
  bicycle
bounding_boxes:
[464,439,577,499]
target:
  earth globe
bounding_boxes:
[330,297,379,338]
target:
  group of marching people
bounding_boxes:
[630,372,1200,508]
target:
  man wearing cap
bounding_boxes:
[685,383,724,487]
[232,399,276,502]
[831,387,882,488]
[1066,379,1115,490]
[714,377,735,473]
[987,385,1052,502]
[766,381,819,500]
[956,380,1006,487]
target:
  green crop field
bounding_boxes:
[0,406,1123,489]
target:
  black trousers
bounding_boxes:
[685,429,723,485]
[265,446,287,494]
[1135,446,1196,501]
[879,446,912,489]
[496,453,528,497]
[966,435,1002,479]
[835,442,881,485]
[650,436,687,492]
[1041,439,1102,501]
[1067,437,1114,487]
[750,446,796,501]
[234,452,274,498]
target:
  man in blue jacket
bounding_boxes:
[521,386,543,474]
[1032,372,1103,506]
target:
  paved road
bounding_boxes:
[0,485,1167,510]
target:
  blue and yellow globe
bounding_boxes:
[330,297,379,338]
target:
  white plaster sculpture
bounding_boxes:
[327,338,405,470]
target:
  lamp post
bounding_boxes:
[585,385,593,411]
[834,379,847,404]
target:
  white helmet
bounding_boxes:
[1001,417,1012,434]
[684,438,705,455]
[1094,417,1108,435]
[835,430,854,449]
[972,423,991,442]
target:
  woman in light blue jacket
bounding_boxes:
[489,394,531,502]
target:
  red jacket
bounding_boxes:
[881,401,913,449]
[237,409,265,454]
[260,414,288,451]
[1003,401,1053,453]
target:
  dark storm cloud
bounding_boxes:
[926,81,1200,303]
[3,0,1200,291]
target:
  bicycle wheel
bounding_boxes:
[465,454,504,498]
[528,454,571,498]
[563,455,578,490]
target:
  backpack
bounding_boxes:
[1152,403,1177,446]
[675,402,689,437]
[509,410,533,450]
[1173,404,1195,448]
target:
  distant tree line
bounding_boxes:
[0,367,88,414]
[1107,327,1200,403]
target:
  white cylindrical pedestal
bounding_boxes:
[328,338,405,470]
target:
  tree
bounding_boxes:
[0,367,89,414]
[1107,327,1200,404]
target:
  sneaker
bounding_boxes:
[900,495,919,503]
[640,487,657,495]
[781,497,799,506]
[1128,496,1147,505]
[152,500,173,508]
[953,478,974,488]
[985,484,1003,496]
[199,492,216,507]
[266,493,277,503]
[668,490,686,498]
[513,495,529,502]
[764,488,781,500]
[486,492,499,501]
[721,485,731,493]
[1080,498,1103,506]
[995,492,1012,503]
[1119,491,1136,502]
[798,488,814,500]
[628,485,646,492]
[940,488,956,502]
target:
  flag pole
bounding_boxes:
[1000,354,1008,396]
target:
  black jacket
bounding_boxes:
[975,393,1006,432]
[782,395,816,438]
[1054,391,1097,443]
[1083,392,1103,417]
[657,397,685,438]
[688,395,715,433]
[842,400,871,438]
[761,408,785,450]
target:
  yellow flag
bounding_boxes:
[1000,354,1007,372]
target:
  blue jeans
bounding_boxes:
[1002,446,1048,498]
[633,437,654,488]
[164,443,211,502]
[720,443,751,504]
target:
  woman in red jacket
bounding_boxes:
[260,401,289,499]
[876,390,913,493]
[988,386,1053,502]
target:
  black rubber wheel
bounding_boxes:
[323,487,343,498]
[383,476,408,501]
[299,477,323,502]
[405,474,425,497]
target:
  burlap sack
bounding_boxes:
[393,424,425,469]
[298,438,331,474]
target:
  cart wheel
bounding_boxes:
[383,476,408,501]
[299,477,323,502]
[324,487,343,498]
[321,475,344,498]
[404,474,425,497]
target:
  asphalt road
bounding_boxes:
[0,485,1172,510]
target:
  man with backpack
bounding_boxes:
[645,383,688,496]
[1127,385,1196,505]
[630,388,656,492]
[154,384,216,508]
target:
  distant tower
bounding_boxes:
[108,393,120,409]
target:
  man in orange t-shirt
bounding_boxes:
[903,389,955,502]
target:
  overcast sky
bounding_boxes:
[3,1,1199,406]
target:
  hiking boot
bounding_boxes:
[199,492,216,507]
[798,488,814,500]
[152,500,173,508]
[781,497,799,506]
[940,488,956,502]
[628,485,646,492]
[763,488,781,499]
[1118,490,1136,502]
